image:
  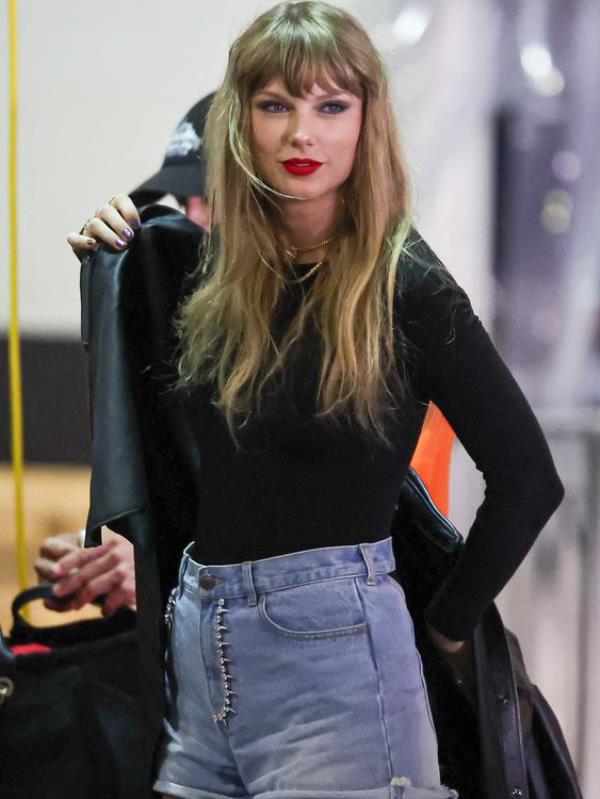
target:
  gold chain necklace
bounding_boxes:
[283,230,341,261]
[287,259,325,285]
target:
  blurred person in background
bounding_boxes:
[68,91,215,256]
[35,92,216,616]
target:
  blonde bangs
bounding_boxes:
[232,0,387,103]
[239,35,363,102]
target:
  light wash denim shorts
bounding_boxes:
[153,535,459,799]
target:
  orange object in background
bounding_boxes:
[410,403,455,516]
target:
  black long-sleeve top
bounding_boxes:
[186,228,564,641]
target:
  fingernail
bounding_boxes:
[122,228,133,240]
[132,219,141,230]
[86,238,96,246]
[115,238,126,248]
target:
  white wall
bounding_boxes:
[0,0,352,334]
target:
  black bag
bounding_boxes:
[393,468,584,799]
[393,469,482,798]
[0,585,150,799]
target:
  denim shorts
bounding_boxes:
[153,536,459,799]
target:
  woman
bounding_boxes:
[69,2,564,797]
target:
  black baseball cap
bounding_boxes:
[130,91,216,206]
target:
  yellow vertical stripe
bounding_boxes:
[8,0,29,608]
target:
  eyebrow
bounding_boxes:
[255,89,352,101]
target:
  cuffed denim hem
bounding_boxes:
[153,779,251,798]
[153,776,459,799]
[252,778,458,798]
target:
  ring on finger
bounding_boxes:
[108,196,118,208]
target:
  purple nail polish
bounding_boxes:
[132,219,141,230]
[115,238,126,248]
[122,228,133,240]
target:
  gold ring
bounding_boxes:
[108,196,118,207]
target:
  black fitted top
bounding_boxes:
[186,231,564,640]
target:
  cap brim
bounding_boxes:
[130,163,206,205]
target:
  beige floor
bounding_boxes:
[0,464,102,634]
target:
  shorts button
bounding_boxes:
[199,574,218,589]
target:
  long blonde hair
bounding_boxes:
[178,0,420,449]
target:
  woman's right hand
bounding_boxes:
[67,194,141,261]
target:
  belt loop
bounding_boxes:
[359,543,376,586]
[177,541,193,597]
[242,561,258,606]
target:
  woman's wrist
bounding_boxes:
[426,622,466,654]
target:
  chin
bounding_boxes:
[283,179,330,200]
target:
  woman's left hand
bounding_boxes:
[426,622,477,713]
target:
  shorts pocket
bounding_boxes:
[258,576,368,639]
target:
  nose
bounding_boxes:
[290,129,313,148]
[287,110,314,149]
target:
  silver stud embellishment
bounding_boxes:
[212,598,237,726]
[164,586,178,630]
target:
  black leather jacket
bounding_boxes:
[81,205,582,799]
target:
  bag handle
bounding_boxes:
[0,586,51,675]
[10,584,56,631]
[10,584,107,634]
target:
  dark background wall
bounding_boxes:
[0,338,90,464]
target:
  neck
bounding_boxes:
[279,191,344,264]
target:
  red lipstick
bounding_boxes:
[282,158,323,176]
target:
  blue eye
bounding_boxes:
[321,102,348,114]
[258,101,348,114]
[260,101,286,112]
